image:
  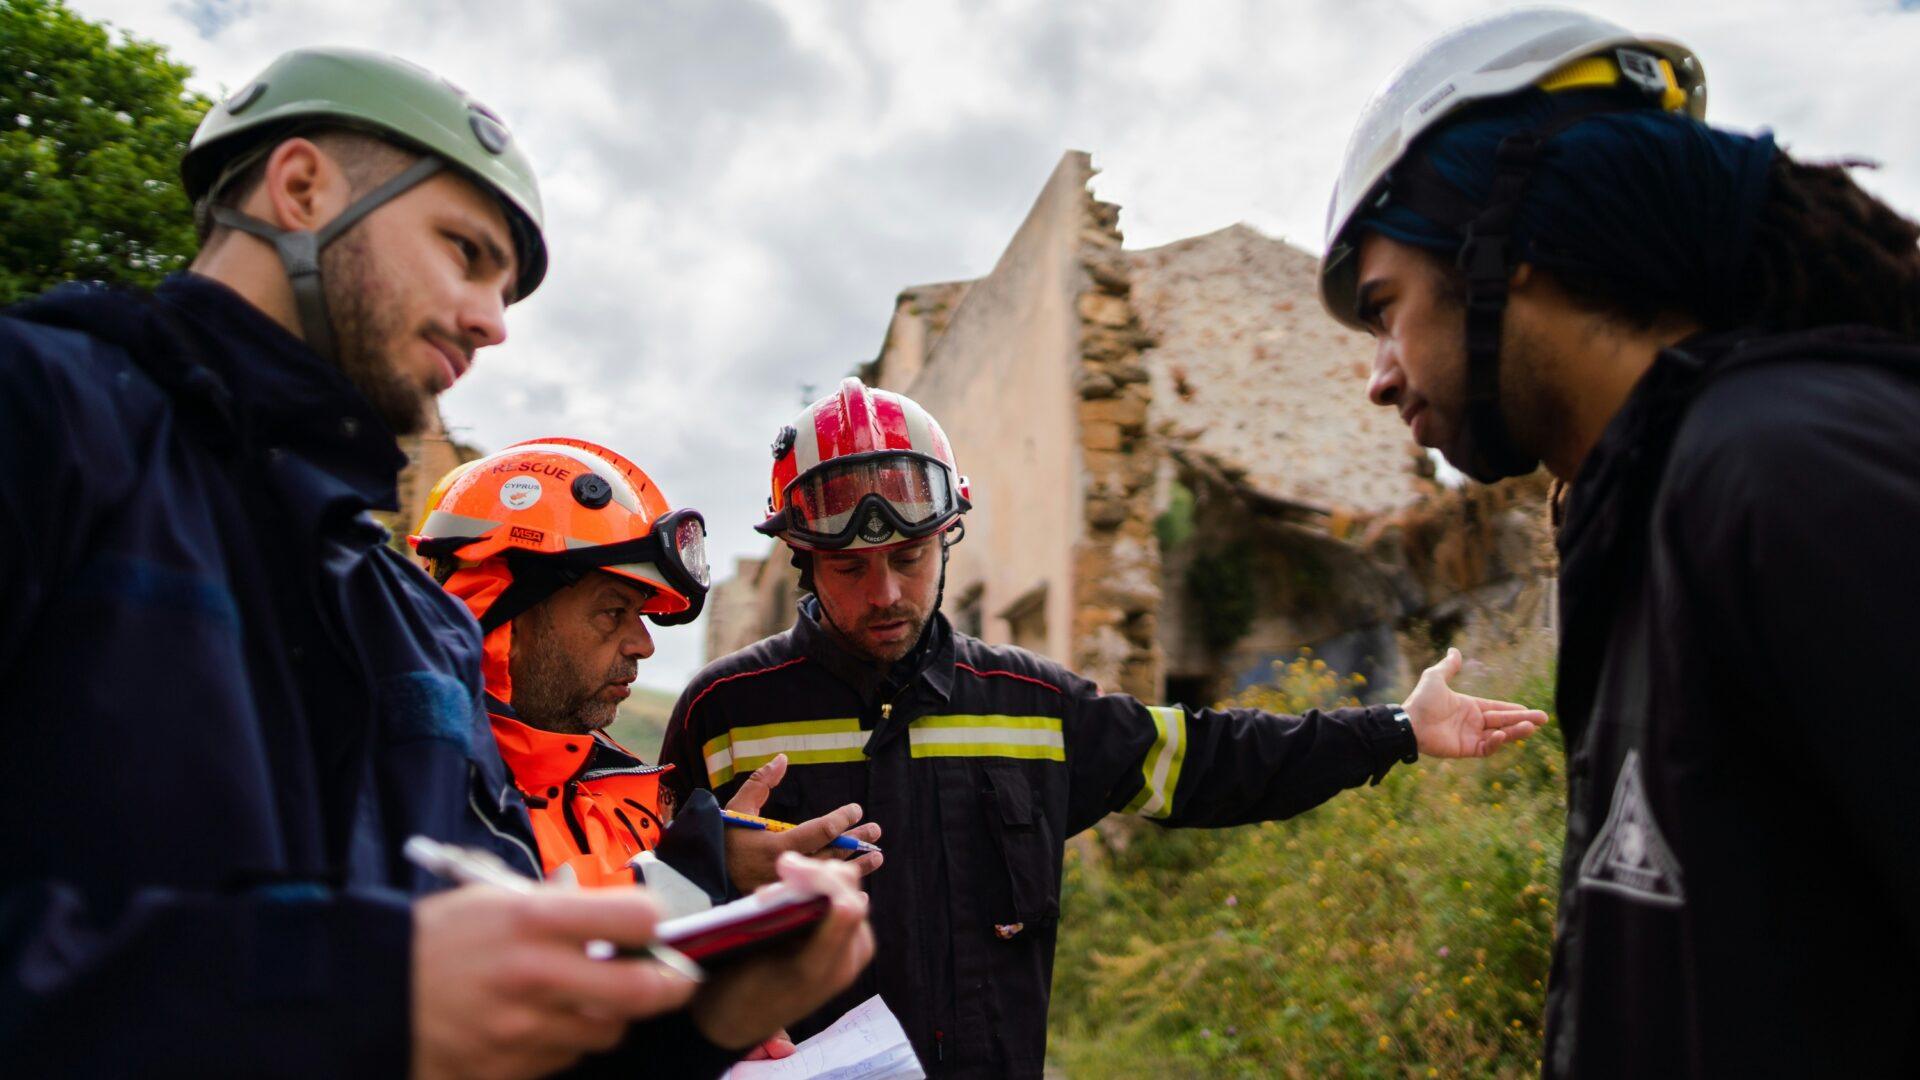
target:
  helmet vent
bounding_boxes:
[469,109,511,154]
[225,81,266,114]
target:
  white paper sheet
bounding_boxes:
[723,996,925,1080]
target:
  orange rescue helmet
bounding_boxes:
[412,438,709,628]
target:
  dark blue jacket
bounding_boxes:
[0,275,546,1073]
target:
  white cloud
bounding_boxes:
[72,0,1920,689]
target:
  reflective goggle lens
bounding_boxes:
[788,457,953,538]
[674,515,710,588]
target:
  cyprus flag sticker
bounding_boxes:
[1577,750,1685,907]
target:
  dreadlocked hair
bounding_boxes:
[1730,152,1920,336]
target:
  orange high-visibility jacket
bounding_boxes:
[489,707,671,886]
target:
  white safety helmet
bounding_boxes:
[1318,7,1706,328]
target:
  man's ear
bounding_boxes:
[254,137,353,232]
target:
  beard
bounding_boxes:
[822,599,932,665]
[510,613,638,735]
[1472,320,1564,483]
[321,230,433,436]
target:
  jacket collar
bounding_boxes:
[154,272,407,513]
[791,595,955,707]
[1561,323,1920,570]
[486,695,658,795]
[1554,323,1920,736]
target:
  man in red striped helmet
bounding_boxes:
[661,377,1548,1078]
[757,376,972,662]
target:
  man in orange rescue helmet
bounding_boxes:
[414,438,882,897]
[412,437,712,888]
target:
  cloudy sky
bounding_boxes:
[73,0,1920,690]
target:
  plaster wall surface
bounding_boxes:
[704,554,771,660]
[901,152,1094,661]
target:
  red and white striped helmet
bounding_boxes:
[757,377,971,552]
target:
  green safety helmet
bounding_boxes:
[182,47,548,360]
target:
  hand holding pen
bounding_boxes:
[720,809,883,856]
[406,836,703,1080]
[405,836,704,980]
[722,753,885,891]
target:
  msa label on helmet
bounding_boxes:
[858,508,893,545]
[509,526,545,544]
[500,476,543,510]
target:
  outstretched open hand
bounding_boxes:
[1402,648,1549,759]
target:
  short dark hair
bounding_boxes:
[194,126,421,243]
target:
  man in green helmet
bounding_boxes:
[0,47,871,1077]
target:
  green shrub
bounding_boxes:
[1049,645,1563,1078]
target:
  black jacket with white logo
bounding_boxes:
[1545,326,1920,1076]
[662,600,1416,1078]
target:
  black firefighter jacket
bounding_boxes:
[662,597,1418,1078]
[1544,326,1920,1076]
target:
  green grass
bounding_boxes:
[605,685,679,761]
[1048,643,1564,1078]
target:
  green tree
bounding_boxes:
[1,0,210,304]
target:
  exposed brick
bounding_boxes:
[1081,394,1148,430]
[1077,291,1132,329]
[1086,497,1130,529]
[1082,420,1122,452]
[1077,369,1119,399]
[1082,247,1132,294]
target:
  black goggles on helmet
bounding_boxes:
[434,509,711,631]
[757,453,968,550]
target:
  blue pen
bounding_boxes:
[720,809,883,856]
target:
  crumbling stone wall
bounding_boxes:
[1071,195,1163,699]
[379,406,479,552]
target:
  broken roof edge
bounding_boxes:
[901,150,1097,394]
[1128,220,1319,264]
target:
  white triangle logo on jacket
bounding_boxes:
[1577,750,1685,908]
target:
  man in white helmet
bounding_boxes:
[1322,8,1920,1075]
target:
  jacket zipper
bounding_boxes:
[559,779,593,854]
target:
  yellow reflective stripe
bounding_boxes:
[911,742,1066,762]
[703,718,865,786]
[911,714,1061,731]
[907,714,1065,761]
[701,732,733,784]
[1124,705,1187,818]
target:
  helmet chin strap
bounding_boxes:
[1451,133,1546,483]
[208,155,444,364]
[931,519,962,618]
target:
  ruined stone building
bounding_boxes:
[704,152,1549,706]
[374,406,481,547]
